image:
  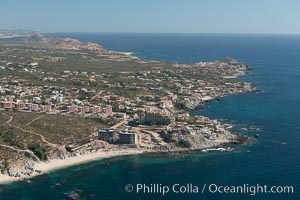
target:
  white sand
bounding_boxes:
[120,52,134,56]
[201,96,214,101]
[222,75,238,79]
[119,52,139,59]
[0,174,23,183]
[0,149,143,184]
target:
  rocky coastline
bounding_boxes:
[1,125,255,183]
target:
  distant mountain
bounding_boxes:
[0,29,37,38]
[18,34,105,53]
[0,29,36,33]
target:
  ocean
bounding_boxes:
[0,33,299,200]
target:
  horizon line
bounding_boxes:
[41,31,300,35]
[3,28,300,36]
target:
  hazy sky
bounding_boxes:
[0,0,299,34]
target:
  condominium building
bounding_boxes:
[119,130,137,144]
[98,128,117,143]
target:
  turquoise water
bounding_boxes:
[0,33,299,200]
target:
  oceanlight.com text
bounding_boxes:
[125,183,294,196]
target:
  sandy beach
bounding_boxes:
[222,75,239,79]
[106,50,139,59]
[119,52,134,56]
[0,149,144,184]
[119,51,139,59]
[201,96,214,101]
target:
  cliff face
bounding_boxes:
[19,34,105,54]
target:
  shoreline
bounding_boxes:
[0,149,143,185]
[0,134,251,185]
[0,133,253,185]
[119,51,134,56]
[118,51,139,59]
[108,50,139,59]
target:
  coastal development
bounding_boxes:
[0,34,256,183]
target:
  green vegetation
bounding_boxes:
[175,140,192,148]
[0,159,9,173]
[0,111,108,145]
[0,110,110,167]
[28,144,48,161]
[0,131,24,149]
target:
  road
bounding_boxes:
[25,115,44,126]
[0,144,40,161]
[110,120,127,129]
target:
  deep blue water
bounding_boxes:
[1,33,300,200]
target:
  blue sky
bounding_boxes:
[0,0,299,34]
